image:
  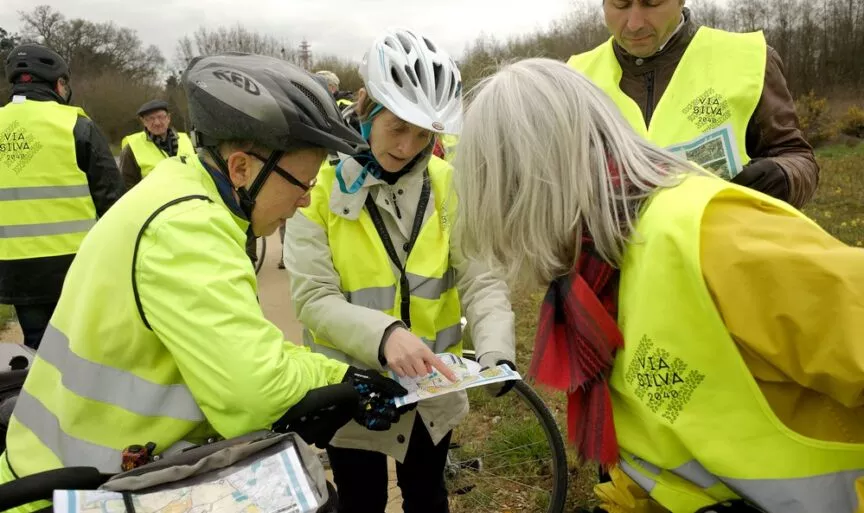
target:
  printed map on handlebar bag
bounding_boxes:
[390,353,521,408]
[53,441,320,513]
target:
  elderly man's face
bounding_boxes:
[604,0,684,57]
[141,110,170,138]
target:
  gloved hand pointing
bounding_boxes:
[342,366,409,431]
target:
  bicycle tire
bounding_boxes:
[457,350,569,513]
[255,236,267,275]
[508,380,569,512]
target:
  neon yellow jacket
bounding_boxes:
[1,156,348,512]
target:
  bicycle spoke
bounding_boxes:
[466,473,553,495]
[478,457,555,473]
[451,440,548,460]
[451,482,514,512]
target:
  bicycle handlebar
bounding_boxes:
[0,466,106,510]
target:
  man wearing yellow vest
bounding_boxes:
[569,1,819,208]
[0,44,123,350]
[0,53,412,513]
[118,99,195,191]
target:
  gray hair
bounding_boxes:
[453,58,701,286]
[315,70,340,89]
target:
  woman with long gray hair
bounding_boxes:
[453,58,864,513]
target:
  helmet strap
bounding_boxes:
[360,104,385,142]
[204,145,254,220]
[248,150,284,200]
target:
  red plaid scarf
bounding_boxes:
[528,238,623,466]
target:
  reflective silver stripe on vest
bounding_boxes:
[13,388,122,473]
[0,219,96,238]
[39,324,205,422]
[0,185,92,201]
[345,286,396,311]
[408,268,456,300]
[632,456,661,475]
[346,270,457,310]
[722,470,864,513]
[620,458,657,493]
[623,454,864,513]
[422,323,462,353]
[674,460,719,488]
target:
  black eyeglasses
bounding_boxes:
[247,152,317,192]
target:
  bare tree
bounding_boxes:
[175,25,298,68]
[17,5,164,83]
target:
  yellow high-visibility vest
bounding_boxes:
[0,97,97,261]
[569,27,766,178]
[613,174,864,512]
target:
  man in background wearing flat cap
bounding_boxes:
[119,99,195,191]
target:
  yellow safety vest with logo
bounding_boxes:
[303,157,463,364]
[569,27,765,178]
[121,130,195,178]
[0,156,250,513]
[614,174,864,513]
[0,98,97,261]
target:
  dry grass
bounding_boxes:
[802,142,864,246]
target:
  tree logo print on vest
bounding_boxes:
[682,88,732,132]
[0,121,44,175]
[624,334,706,424]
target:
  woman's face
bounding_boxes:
[368,109,433,173]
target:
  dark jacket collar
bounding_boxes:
[612,7,698,74]
[9,82,66,104]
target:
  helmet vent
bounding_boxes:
[423,38,437,53]
[413,60,424,87]
[292,81,328,120]
[403,65,418,87]
[390,67,403,88]
[396,33,413,53]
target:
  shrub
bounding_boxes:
[795,91,838,147]
[838,105,864,138]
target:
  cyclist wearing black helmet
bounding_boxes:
[0,43,123,351]
[0,53,408,513]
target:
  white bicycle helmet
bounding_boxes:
[360,28,462,135]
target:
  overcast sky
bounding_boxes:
[1,0,591,70]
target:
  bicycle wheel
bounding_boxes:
[445,350,568,513]
[255,236,267,275]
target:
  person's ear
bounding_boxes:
[225,152,256,190]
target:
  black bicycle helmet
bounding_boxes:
[183,52,365,156]
[5,44,69,84]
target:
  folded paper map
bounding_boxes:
[391,353,521,408]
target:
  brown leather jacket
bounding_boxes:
[612,10,819,208]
